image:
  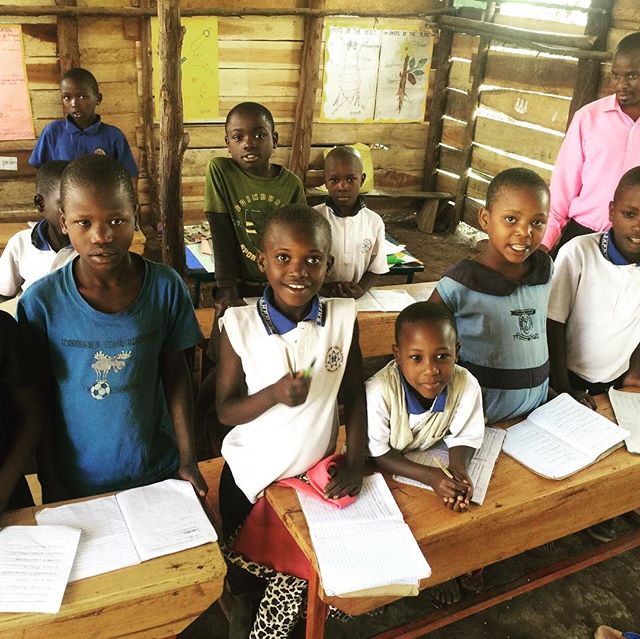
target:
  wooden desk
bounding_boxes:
[266,392,640,638]
[0,468,226,639]
[0,223,147,256]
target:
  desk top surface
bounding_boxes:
[0,468,226,639]
[266,391,640,615]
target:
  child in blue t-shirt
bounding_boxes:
[18,155,205,501]
[28,68,139,178]
[429,168,554,423]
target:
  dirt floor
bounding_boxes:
[152,213,639,639]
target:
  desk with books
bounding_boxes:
[265,391,640,639]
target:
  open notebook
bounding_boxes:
[502,393,629,479]
[609,388,640,454]
[392,426,506,505]
[296,473,431,597]
[36,479,217,582]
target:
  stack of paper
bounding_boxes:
[392,427,506,505]
[609,388,640,454]
[356,288,418,312]
[297,473,430,596]
[0,525,80,613]
[503,393,629,479]
[36,479,217,582]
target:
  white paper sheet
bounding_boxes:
[356,289,417,312]
[609,388,640,454]
[393,426,506,505]
[297,473,431,596]
[384,238,406,254]
[0,525,80,613]
[36,496,140,582]
[115,479,217,562]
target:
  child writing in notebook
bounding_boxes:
[0,161,75,299]
[17,155,205,502]
[429,168,554,424]
[216,204,366,637]
[314,146,389,298]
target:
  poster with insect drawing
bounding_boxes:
[374,30,433,122]
[321,26,382,122]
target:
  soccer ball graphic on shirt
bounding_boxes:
[90,381,111,400]
[89,350,132,400]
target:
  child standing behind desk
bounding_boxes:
[0,161,75,299]
[314,145,389,298]
[430,168,554,423]
[216,205,366,637]
[28,68,139,178]
[17,155,205,502]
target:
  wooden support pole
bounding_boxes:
[423,0,454,193]
[56,0,80,73]
[289,0,324,182]
[449,3,496,232]
[157,0,188,274]
[567,0,612,127]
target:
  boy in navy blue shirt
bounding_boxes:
[29,68,139,178]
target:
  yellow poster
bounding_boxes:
[151,16,219,122]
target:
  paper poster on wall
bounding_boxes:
[374,30,433,122]
[320,26,381,122]
[0,25,35,140]
[151,16,219,122]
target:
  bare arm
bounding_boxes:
[161,349,208,496]
[427,287,448,308]
[622,342,640,387]
[357,272,380,295]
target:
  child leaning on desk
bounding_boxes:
[17,155,206,503]
[0,161,76,300]
[314,145,389,299]
[216,205,366,637]
[429,167,555,424]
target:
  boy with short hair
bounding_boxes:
[17,155,205,501]
[28,68,139,177]
[314,146,388,299]
[366,301,484,511]
[205,102,306,315]
[0,161,75,299]
[430,168,553,424]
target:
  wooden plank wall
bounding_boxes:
[435,0,639,230]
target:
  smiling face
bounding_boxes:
[611,51,640,113]
[225,109,278,177]
[257,221,332,321]
[324,154,365,217]
[478,185,549,277]
[609,183,640,263]
[61,78,101,130]
[393,320,459,401]
[60,183,135,274]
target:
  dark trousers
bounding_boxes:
[7,475,35,511]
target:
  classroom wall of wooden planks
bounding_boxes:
[0,0,637,230]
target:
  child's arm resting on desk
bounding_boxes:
[320,273,379,300]
[216,327,311,425]
[622,342,640,388]
[161,349,208,497]
[327,321,366,499]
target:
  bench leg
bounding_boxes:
[416,199,439,234]
[305,570,328,639]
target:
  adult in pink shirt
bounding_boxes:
[543,32,640,253]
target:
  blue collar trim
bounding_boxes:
[257,286,325,335]
[30,219,52,250]
[600,230,638,266]
[65,114,102,134]
[399,369,447,415]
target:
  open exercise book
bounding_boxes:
[609,389,640,454]
[296,473,431,597]
[502,393,629,480]
[392,426,506,505]
[36,479,217,582]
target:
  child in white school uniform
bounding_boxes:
[314,146,389,299]
[216,204,366,638]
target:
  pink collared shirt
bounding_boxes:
[544,94,640,249]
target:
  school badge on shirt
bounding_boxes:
[325,346,344,372]
[89,350,131,400]
[511,308,538,341]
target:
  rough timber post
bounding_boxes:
[56,0,80,72]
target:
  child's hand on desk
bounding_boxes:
[621,371,640,388]
[324,463,363,499]
[568,389,597,410]
[270,373,311,407]
[178,462,209,498]
[338,281,366,299]
[449,469,473,513]
[429,469,471,513]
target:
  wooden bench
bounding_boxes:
[305,187,452,233]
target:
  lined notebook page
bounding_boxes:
[609,389,640,454]
[297,473,431,596]
[393,426,506,505]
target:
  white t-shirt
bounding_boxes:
[366,367,485,458]
[0,228,76,297]
[314,202,389,283]
[220,296,357,502]
[548,232,640,383]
